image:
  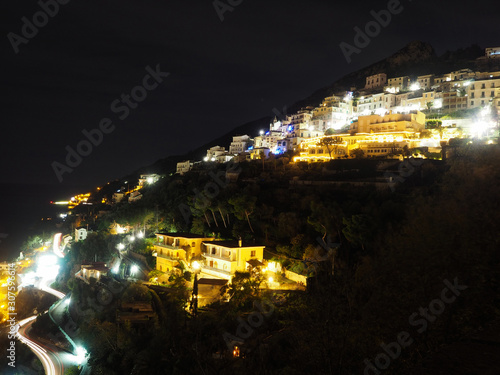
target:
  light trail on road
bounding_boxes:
[17,315,59,375]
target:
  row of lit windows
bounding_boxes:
[470,91,495,98]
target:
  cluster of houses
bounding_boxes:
[175,47,500,171]
[111,174,161,205]
[152,232,267,281]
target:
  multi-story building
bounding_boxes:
[450,69,475,81]
[205,146,228,162]
[417,74,434,90]
[352,111,425,134]
[112,192,125,204]
[387,76,410,91]
[200,238,265,280]
[467,77,500,109]
[229,135,251,154]
[442,91,468,111]
[138,174,161,187]
[486,47,500,59]
[365,73,387,89]
[176,160,193,175]
[153,232,215,273]
[312,95,353,130]
[294,111,426,161]
[357,93,396,115]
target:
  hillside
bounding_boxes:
[134,41,488,178]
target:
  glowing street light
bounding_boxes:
[131,265,139,275]
[129,236,135,242]
[117,243,125,251]
[137,232,144,239]
[75,346,87,365]
[192,261,201,270]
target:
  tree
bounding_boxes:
[228,194,257,233]
[351,148,365,159]
[318,136,344,160]
[220,269,262,307]
[342,214,375,252]
[122,283,151,303]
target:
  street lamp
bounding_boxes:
[117,243,125,251]
[75,346,87,365]
[131,265,139,275]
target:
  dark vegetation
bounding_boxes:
[34,144,498,374]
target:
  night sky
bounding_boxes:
[1,0,497,189]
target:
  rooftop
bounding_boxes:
[156,232,214,239]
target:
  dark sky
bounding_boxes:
[1,0,497,189]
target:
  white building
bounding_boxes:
[229,135,251,154]
[205,146,226,162]
[467,78,500,109]
[138,174,160,187]
[75,227,87,242]
[176,160,193,175]
[486,47,500,59]
[387,76,410,91]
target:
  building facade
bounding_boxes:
[153,232,215,273]
[200,239,265,280]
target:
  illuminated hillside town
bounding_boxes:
[2,45,500,374]
[180,61,500,172]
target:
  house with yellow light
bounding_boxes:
[200,238,265,280]
[294,111,426,161]
[153,232,215,273]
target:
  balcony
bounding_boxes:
[200,265,232,279]
[202,252,235,262]
[155,242,180,250]
[154,252,181,261]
